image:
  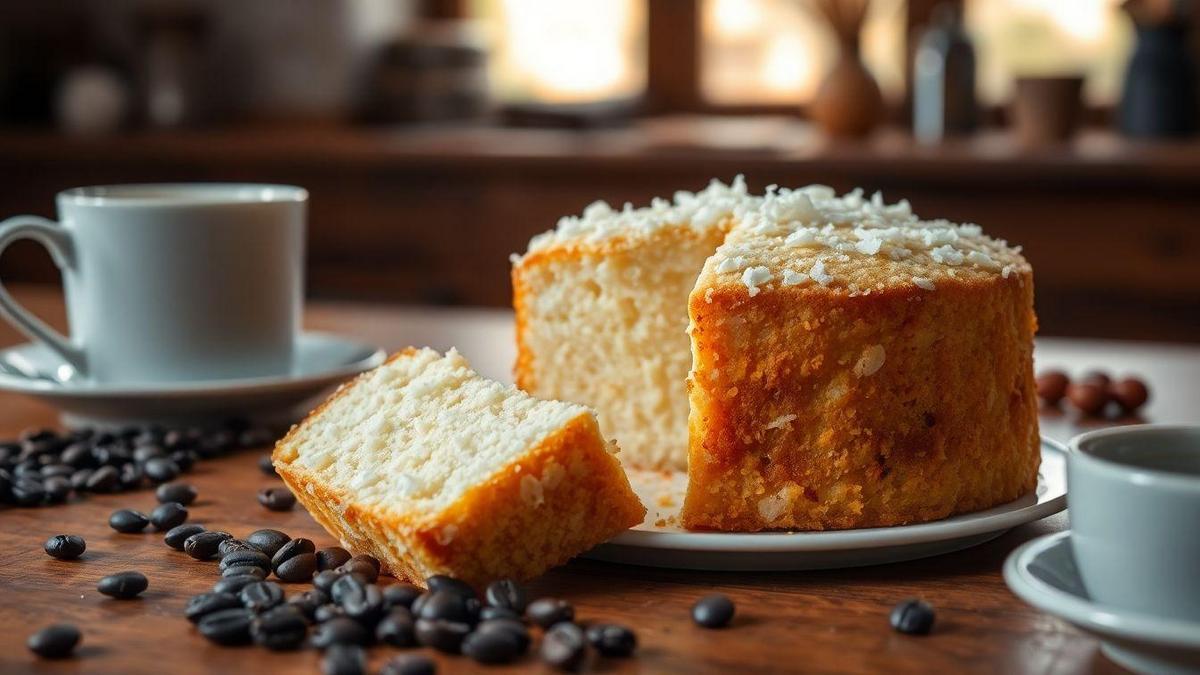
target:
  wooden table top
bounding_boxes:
[1,286,1197,674]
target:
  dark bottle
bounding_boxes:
[1120,19,1198,138]
[913,4,977,143]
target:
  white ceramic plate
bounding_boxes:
[0,331,385,427]
[583,437,1067,571]
[1004,531,1200,674]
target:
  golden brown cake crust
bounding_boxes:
[274,353,645,589]
[681,270,1040,532]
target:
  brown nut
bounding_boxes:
[1080,370,1111,388]
[1035,370,1070,405]
[1110,378,1150,413]
[1066,382,1108,416]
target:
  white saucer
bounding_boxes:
[583,437,1067,571]
[1005,531,1200,675]
[0,331,385,427]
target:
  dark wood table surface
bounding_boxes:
[1,285,1197,674]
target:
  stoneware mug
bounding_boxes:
[0,183,307,383]
[1068,424,1200,622]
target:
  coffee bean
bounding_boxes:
[344,585,386,624]
[1035,370,1070,405]
[185,530,233,560]
[133,444,165,464]
[119,463,144,490]
[415,617,471,653]
[44,534,86,560]
[246,528,291,557]
[383,583,422,610]
[108,509,150,533]
[586,623,637,657]
[314,603,346,623]
[97,570,148,599]
[162,523,205,551]
[149,502,188,531]
[219,549,272,574]
[27,623,81,659]
[313,616,372,649]
[240,580,285,612]
[480,605,522,622]
[60,442,92,467]
[258,453,278,477]
[171,449,198,472]
[891,598,935,635]
[276,553,318,583]
[218,538,255,557]
[475,618,531,652]
[484,578,527,612]
[251,604,308,650]
[222,564,268,580]
[380,655,437,675]
[375,607,416,647]
[330,574,366,605]
[426,574,474,598]
[416,590,476,623]
[316,547,352,571]
[692,594,735,628]
[540,622,587,671]
[12,477,45,506]
[69,469,92,492]
[258,487,295,511]
[336,559,378,584]
[41,463,74,479]
[313,569,344,593]
[42,476,72,503]
[463,626,521,664]
[213,574,261,595]
[1111,377,1150,413]
[351,553,381,574]
[271,537,315,567]
[1067,382,1109,416]
[85,465,119,493]
[527,597,574,628]
[287,588,329,620]
[198,607,254,645]
[155,481,197,505]
[322,644,367,675]
[143,457,180,483]
[185,592,243,623]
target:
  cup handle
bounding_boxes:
[0,216,86,377]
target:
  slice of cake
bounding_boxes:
[682,186,1040,531]
[273,347,645,587]
[512,177,759,471]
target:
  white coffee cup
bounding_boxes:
[0,183,307,383]
[1068,424,1200,622]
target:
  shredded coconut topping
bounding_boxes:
[741,266,772,296]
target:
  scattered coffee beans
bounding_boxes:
[142,457,180,484]
[247,529,291,557]
[890,598,935,635]
[426,573,474,598]
[540,622,587,671]
[271,537,315,567]
[417,590,477,623]
[240,580,285,612]
[149,502,188,531]
[155,481,197,505]
[222,565,268,580]
[475,618,530,652]
[258,454,278,477]
[219,538,255,557]
[337,559,379,584]
[1036,369,1152,417]
[108,508,150,533]
[383,583,422,610]
[27,623,81,659]
[257,487,295,511]
[213,574,262,595]
[485,578,527,613]
[380,655,437,675]
[286,588,329,620]
[527,597,575,628]
[219,549,273,575]
[97,571,149,599]
[586,623,637,657]
[43,534,86,560]
[275,553,318,583]
[164,523,206,551]
[691,594,735,628]
[185,592,244,623]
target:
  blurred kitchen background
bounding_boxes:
[0,0,1197,341]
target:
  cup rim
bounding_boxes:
[58,183,308,207]
[1069,424,1200,493]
